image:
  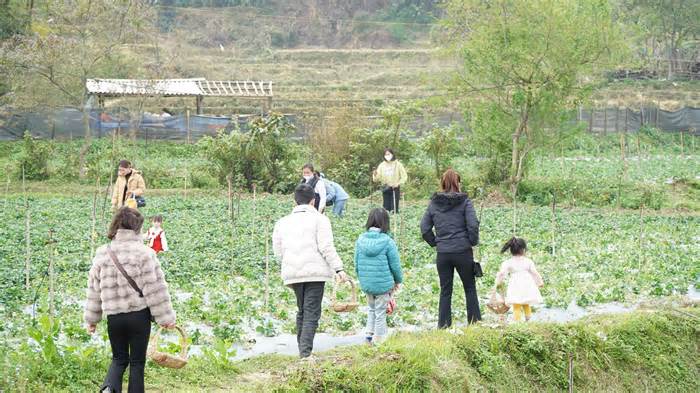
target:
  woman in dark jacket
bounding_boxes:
[420,169,480,328]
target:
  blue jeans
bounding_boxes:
[332,199,347,217]
[366,292,391,338]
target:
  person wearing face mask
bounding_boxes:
[300,163,327,213]
[373,148,407,213]
[111,160,146,211]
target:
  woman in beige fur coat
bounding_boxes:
[84,207,175,393]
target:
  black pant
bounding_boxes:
[382,186,400,213]
[436,250,481,328]
[103,308,151,393]
[291,281,325,358]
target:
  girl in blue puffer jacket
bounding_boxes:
[355,208,403,345]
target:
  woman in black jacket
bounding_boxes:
[420,169,481,327]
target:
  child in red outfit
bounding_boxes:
[147,215,169,253]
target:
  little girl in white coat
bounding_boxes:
[495,237,544,322]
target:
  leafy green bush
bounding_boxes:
[198,113,300,193]
[16,131,52,180]
[421,124,464,179]
[323,126,418,197]
[469,104,521,186]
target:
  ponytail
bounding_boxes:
[501,237,527,255]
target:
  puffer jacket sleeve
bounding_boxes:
[272,221,283,259]
[386,238,403,284]
[141,253,176,325]
[111,180,120,208]
[464,197,480,247]
[132,174,146,197]
[84,261,103,325]
[420,204,437,247]
[354,241,360,277]
[316,215,344,273]
[397,161,408,185]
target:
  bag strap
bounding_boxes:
[107,245,144,298]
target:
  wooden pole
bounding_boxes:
[603,107,608,137]
[24,166,31,291]
[183,174,188,198]
[264,219,270,313]
[638,203,644,271]
[102,169,113,233]
[654,101,659,128]
[3,173,9,212]
[48,229,56,319]
[186,109,191,144]
[399,191,405,255]
[117,106,121,138]
[620,132,628,180]
[511,184,518,236]
[551,192,557,257]
[227,174,233,222]
[252,183,257,238]
[568,353,574,393]
[91,177,99,258]
[680,130,684,156]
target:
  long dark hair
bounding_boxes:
[366,208,390,233]
[441,169,461,193]
[501,237,527,255]
[107,208,144,240]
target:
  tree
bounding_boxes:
[422,124,463,179]
[198,113,299,193]
[621,0,700,79]
[0,1,153,177]
[442,0,623,232]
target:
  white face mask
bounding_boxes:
[384,154,393,161]
[303,175,313,181]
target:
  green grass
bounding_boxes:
[6,310,695,391]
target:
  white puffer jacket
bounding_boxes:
[272,204,344,285]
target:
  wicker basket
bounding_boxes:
[331,279,359,312]
[486,291,510,315]
[147,326,189,369]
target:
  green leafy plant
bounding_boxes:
[17,131,51,180]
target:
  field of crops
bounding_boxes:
[1,191,698,353]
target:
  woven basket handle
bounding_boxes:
[152,325,189,359]
[332,279,357,303]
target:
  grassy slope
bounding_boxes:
[5,309,696,391]
[152,309,699,392]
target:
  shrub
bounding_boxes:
[16,131,51,180]
[421,124,464,180]
[324,126,418,197]
[198,113,299,193]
